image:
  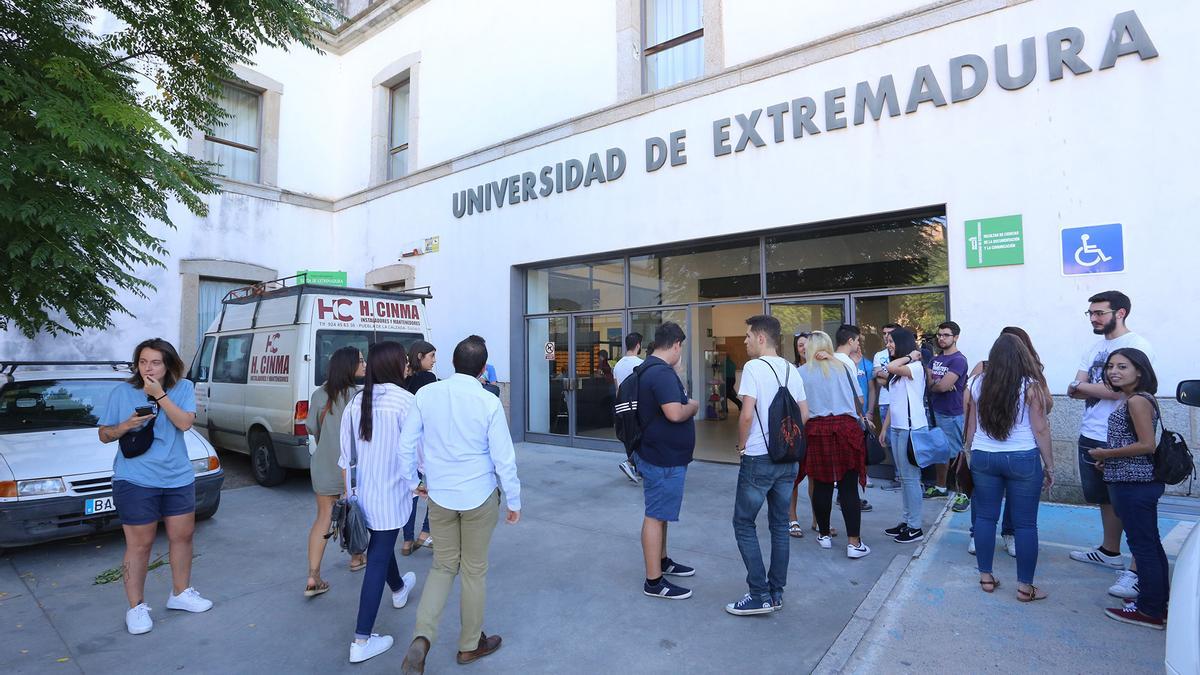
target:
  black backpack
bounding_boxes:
[614,361,667,458]
[1138,394,1196,486]
[752,358,806,464]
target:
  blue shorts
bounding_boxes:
[113,480,196,525]
[635,454,687,522]
[1077,436,1110,505]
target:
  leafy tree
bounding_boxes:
[0,0,337,338]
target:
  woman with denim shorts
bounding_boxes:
[963,334,1054,601]
[98,338,213,635]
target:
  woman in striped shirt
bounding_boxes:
[338,341,421,663]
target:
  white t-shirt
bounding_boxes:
[886,363,927,430]
[1077,332,1155,441]
[738,356,807,457]
[969,375,1036,452]
[612,355,643,389]
[873,349,891,406]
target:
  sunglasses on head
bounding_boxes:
[794,332,811,338]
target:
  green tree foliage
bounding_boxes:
[0,0,337,338]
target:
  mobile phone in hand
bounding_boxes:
[134,405,156,417]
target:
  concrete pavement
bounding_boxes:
[2,442,1188,673]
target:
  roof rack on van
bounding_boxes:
[1,361,133,379]
[215,273,433,331]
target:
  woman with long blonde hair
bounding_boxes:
[797,331,871,558]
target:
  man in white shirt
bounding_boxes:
[726,315,809,616]
[612,332,645,483]
[1066,291,1155,576]
[834,324,874,509]
[399,336,521,674]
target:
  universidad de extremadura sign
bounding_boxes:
[451,10,1157,218]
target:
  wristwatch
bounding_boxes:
[1068,380,1081,393]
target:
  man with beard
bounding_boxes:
[1067,291,1155,589]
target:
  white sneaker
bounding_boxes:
[618,460,640,484]
[1108,570,1140,599]
[847,542,871,559]
[125,603,153,635]
[1069,547,1124,570]
[817,535,832,549]
[968,537,976,555]
[349,634,393,663]
[865,477,874,488]
[1003,534,1017,558]
[166,587,213,613]
[392,571,417,608]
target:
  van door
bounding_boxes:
[188,336,217,432]
[208,333,253,452]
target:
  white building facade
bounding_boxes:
[6,0,1198,499]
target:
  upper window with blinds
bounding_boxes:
[205,82,261,183]
[643,0,704,93]
[388,80,410,179]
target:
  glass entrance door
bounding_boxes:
[769,298,849,364]
[526,312,624,444]
[574,313,624,439]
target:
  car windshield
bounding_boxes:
[314,330,423,387]
[0,379,120,433]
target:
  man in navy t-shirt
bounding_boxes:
[926,321,968,505]
[635,322,699,600]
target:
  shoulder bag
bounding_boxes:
[327,394,370,555]
[1131,393,1195,487]
[904,375,950,468]
[841,362,885,465]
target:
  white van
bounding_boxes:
[187,278,431,486]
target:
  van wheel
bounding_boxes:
[250,432,287,487]
[196,492,221,521]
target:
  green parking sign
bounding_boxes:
[965,215,1024,268]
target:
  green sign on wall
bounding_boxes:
[299,270,348,286]
[965,215,1024,268]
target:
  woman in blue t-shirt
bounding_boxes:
[98,339,212,635]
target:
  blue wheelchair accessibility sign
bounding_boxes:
[1061,223,1124,276]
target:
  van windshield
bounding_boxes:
[0,379,120,433]
[314,330,424,387]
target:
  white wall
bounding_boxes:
[340,0,1196,392]
[722,0,931,67]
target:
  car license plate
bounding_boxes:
[85,496,115,515]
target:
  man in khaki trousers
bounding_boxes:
[398,336,522,674]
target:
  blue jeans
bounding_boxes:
[1109,481,1169,618]
[890,428,923,529]
[355,528,405,639]
[732,455,796,601]
[970,499,1014,537]
[934,412,964,456]
[970,449,1042,584]
[403,496,431,542]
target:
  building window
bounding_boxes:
[196,278,248,348]
[643,0,704,93]
[388,80,410,179]
[205,82,261,183]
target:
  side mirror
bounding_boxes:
[1178,380,1200,408]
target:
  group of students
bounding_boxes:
[98,334,523,672]
[614,290,1173,631]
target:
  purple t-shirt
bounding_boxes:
[929,351,968,416]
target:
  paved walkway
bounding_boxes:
[1,442,1188,673]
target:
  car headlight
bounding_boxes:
[192,457,220,474]
[17,478,66,496]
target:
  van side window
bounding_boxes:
[190,336,216,382]
[212,334,253,384]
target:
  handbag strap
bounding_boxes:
[840,360,867,425]
[349,392,362,496]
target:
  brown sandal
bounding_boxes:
[349,557,367,572]
[304,579,329,597]
[979,575,999,593]
[1017,585,1048,602]
[401,541,415,556]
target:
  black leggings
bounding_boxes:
[812,470,861,538]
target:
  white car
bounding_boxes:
[1166,379,1200,675]
[0,361,223,548]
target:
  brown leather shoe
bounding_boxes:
[401,636,430,675]
[456,632,502,665]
